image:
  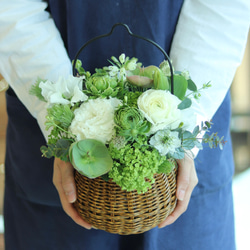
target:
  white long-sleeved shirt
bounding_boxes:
[0,0,250,142]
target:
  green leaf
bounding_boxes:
[205,121,212,129]
[173,75,188,100]
[101,173,111,182]
[153,68,169,90]
[73,59,86,75]
[40,145,56,159]
[54,139,72,161]
[194,139,203,150]
[192,125,200,137]
[171,147,185,159]
[29,78,47,102]
[69,139,113,178]
[187,79,197,91]
[182,131,195,150]
[178,98,192,110]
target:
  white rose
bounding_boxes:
[137,89,181,133]
[39,75,87,105]
[69,98,121,144]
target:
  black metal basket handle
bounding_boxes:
[72,23,174,93]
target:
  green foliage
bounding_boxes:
[178,98,192,110]
[171,147,185,159]
[40,104,75,161]
[172,75,188,100]
[29,78,47,102]
[153,67,169,90]
[189,82,212,100]
[41,138,73,162]
[69,139,113,178]
[187,79,197,91]
[203,133,225,150]
[46,104,75,130]
[73,59,86,76]
[178,121,225,152]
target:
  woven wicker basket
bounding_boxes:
[74,167,177,235]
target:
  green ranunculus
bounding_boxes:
[85,74,121,98]
[114,106,151,141]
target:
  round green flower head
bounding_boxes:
[114,106,151,141]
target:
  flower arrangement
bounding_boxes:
[30,54,224,194]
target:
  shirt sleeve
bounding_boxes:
[0,0,72,139]
[170,0,250,122]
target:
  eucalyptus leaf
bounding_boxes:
[187,79,197,91]
[194,140,203,150]
[171,148,185,159]
[182,131,195,150]
[54,139,72,161]
[41,144,56,159]
[178,98,192,110]
[69,139,113,178]
[192,125,200,137]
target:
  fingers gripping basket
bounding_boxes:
[72,23,178,235]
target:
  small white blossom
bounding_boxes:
[150,130,181,156]
[119,67,127,81]
[108,66,119,77]
[119,53,126,64]
[159,60,173,77]
[126,58,137,71]
[181,70,190,80]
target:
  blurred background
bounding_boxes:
[0,30,249,249]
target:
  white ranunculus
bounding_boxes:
[39,75,87,105]
[149,130,181,156]
[137,89,181,133]
[69,98,121,144]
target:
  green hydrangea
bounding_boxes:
[108,140,172,193]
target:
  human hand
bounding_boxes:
[53,157,92,229]
[158,154,198,228]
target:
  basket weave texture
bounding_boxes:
[74,167,177,235]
